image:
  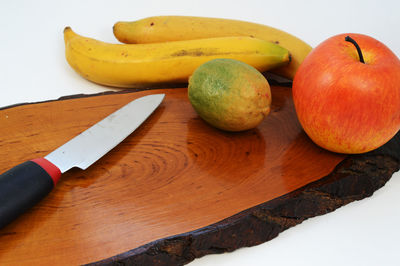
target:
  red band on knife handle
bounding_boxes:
[31,158,61,186]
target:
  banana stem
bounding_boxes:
[345,36,365,64]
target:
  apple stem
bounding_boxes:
[345,36,365,64]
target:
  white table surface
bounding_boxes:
[1,1,399,265]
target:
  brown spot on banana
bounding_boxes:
[170,49,206,57]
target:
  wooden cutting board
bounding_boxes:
[0,86,399,265]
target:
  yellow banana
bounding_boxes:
[64,26,290,88]
[113,16,313,80]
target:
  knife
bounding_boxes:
[0,93,165,229]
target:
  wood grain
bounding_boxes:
[0,86,395,265]
[93,141,399,266]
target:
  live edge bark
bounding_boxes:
[90,131,400,266]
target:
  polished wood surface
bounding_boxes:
[0,86,345,265]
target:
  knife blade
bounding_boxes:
[0,93,165,229]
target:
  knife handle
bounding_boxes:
[0,158,61,229]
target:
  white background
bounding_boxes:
[1,1,400,265]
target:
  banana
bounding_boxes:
[64,27,290,88]
[113,16,313,80]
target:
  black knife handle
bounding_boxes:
[0,158,61,229]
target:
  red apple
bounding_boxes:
[292,33,400,154]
